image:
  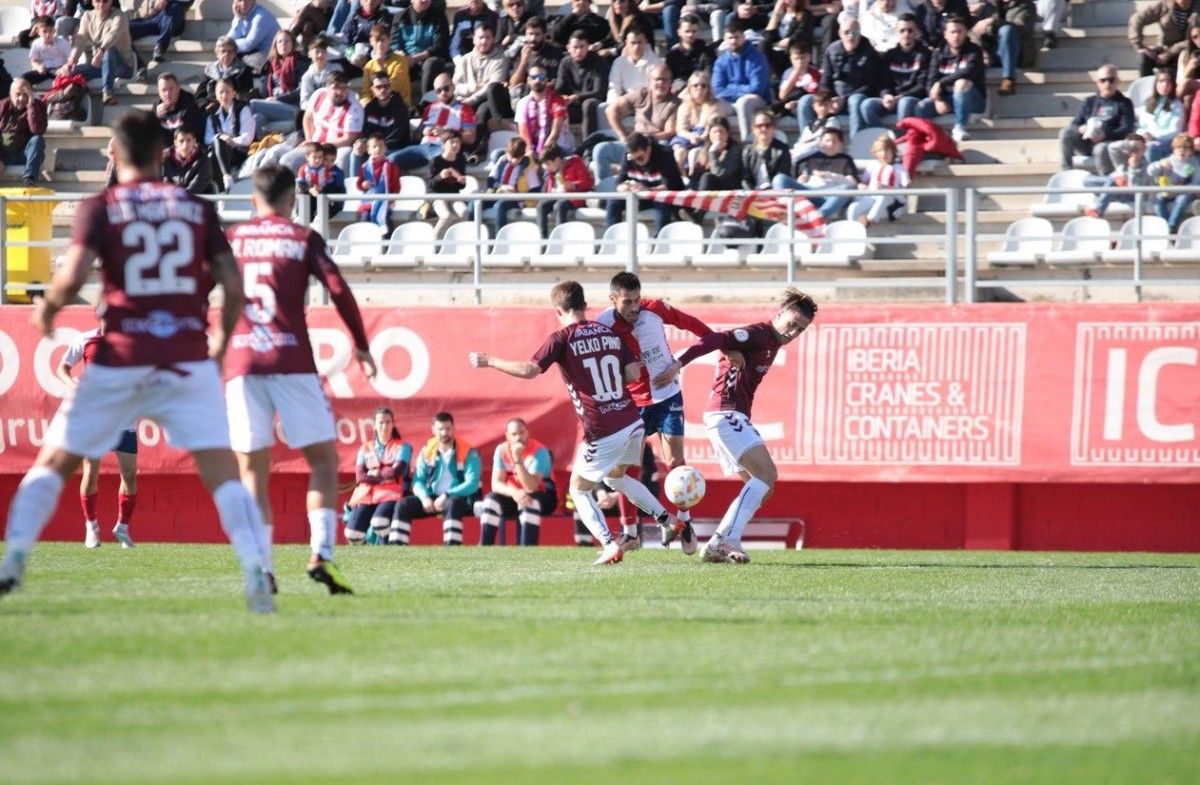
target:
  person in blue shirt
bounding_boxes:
[390,411,483,545]
[479,418,558,546]
[228,0,281,72]
[711,20,771,143]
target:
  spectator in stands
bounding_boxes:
[535,143,594,234]
[556,31,607,140]
[791,89,841,159]
[608,0,657,48]
[607,26,660,103]
[350,71,412,176]
[1129,0,1200,78]
[128,0,193,74]
[918,15,985,142]
[913,0,969,48]
[591,63,679,180]
[392,0,452,96]
[17,2,67,48]
[692,115,744,190]
[713,20,772,142]
[427,128,468,228]
[551,0,615,56]
[205,78,255,191]
[1058,64,1135,175]
[498,0,533,53]
[607,131,685,234]
[516,64,574,157]
[450,0,500,60]
[1037,0,1066,50]
[163,126,213,194]
[228,0,281,73]
[775,40,821,117]
[1084,134,1151,219]
[860,13,930,127]
[295,140,346,219]
[861,0,904,53]
[25,16,72,88]
[479,417,557,546]
[774,125,859,219]
[280,69,363,171]
[969,0,1034,96]
[667,14,717,89]
[289,0,333,50]
[392,411,482,546]
[488,136,540,232]
[1149,132,1200,231]
[454,24,512,152]
[799,15,881,139]
[1175,23,1200,103]
[0,79,47,186]
[344,407,413,545]
[393,73,478,169]
[152,72,205,149]
[248,31,307,130]
[196,36,256,110]
[852,132,910,223]
[338,0,391,77]
[63,0,134,106]
[357,133,402,228]
[763,0,819,78]
[671,71,724,171]
[299,34,344,109]
[508,17,565,98]
[742,110,792,190]
[1108,69,1185,166]
[361,22,411,106]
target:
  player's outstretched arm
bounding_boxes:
[33,243,95,337]
[469,352,541,379]
[209,250,246,368]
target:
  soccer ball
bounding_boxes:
[664,466,706,510]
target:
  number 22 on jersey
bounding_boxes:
[122,219,197,296]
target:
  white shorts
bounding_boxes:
[703,410,764,476]
[46,360,231,459]
[225,373,336,453]
[572,419,645,483]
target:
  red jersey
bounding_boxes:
[676,322,782,418]
[71,179,230,367]
[596,298,711,407]
[532,320,640,442]
[224,215,370,377]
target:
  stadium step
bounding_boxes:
[1069,0,1158,28]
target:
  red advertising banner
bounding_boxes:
[0,303,1196,483]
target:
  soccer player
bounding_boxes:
[224,164,377,595]
[653,288,817,564]
[469,280,678,565]
[596,272,725,555]
[0,110,276,613]
[56,324,139,549]
[479,417,557,546]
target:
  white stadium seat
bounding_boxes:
[747,223,809,267]
[1031,170,1092,218]
[1158,215,1200,262]
[575,175,616,222]
[1043,216,1112,265]
[393,175,427,220]
[1101,215,1170,263]
[987,217,1054,266]
[428,221,490,268]
[378,222,436,267]
[487,221,541,267]
[0,8,31,45]
[332,222,386,269]
[692,232,743,267]
[216,179,255,223]
[1126,75,1156,110]
[541,221,594,267]
[804,220,868,267]
[642,222,704,267]
[595,221,650,267]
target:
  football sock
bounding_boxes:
[81,491,98,523]
[308,508,335,560]
[443,518,463,545]
[6,466,64,555]
[212,481,266,573]
[570,488,613,545]
[518,504,541,546]
[717,477,770,542]
[479,496,502,545]
[603,474,668,520]
[676,508,692,523]
[117,492,136,525]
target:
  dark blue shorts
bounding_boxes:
[641,391,685,437]
[113,429,138,455]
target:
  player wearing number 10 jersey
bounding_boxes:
[0,110,275,612]
[224,165,376,596]
[469,281,678,566]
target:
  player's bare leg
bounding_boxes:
[300,440,353,595]
[701,444,777,565]
[236,448,277,593]
[656,433,697,554]
[80,457,102,548]
[602,461,676,554]
[112,451,138,548]
[2,447,85,595]
[193,448,275,613]
[568,473,622,565]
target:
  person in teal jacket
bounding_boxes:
[389,411,482,545]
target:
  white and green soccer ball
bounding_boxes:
[664,465,706,510]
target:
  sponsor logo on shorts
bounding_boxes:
[669,402,683,412]
[598,399,633,414]
[121,310,204,339]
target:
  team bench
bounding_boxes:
[689,518,807,550]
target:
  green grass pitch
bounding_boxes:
[1,544,1198,785]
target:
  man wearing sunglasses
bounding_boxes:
[1058,64,1134,175]
[391,73,478,170]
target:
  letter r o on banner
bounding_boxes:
[369,327,430,399]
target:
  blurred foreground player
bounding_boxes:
[654,288,817,564]
[469,281,679,566]
[57,324,140,549]
[0,110,276,613]
[225,165,377,595]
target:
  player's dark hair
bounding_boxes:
[113,110,165,170]
[524,16,545,32]
[157,71,179,85]
[780,287,817,320]
[724,19,745,36]
[609,271,641,293]
[308,33,332,51]
[627,132,651,152]
[679,13,701,27]
[551,280,586,313]
[821,125,844,143]
[374,406,401,441]
[253,165,296,208]
[325,70,349,87]
[433,411,455,425]
[540,144,564,162]
[568,30,590,44]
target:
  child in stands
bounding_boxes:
[1085,134,1151,219]
[357,133,402,228]
[853,134,911,225]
